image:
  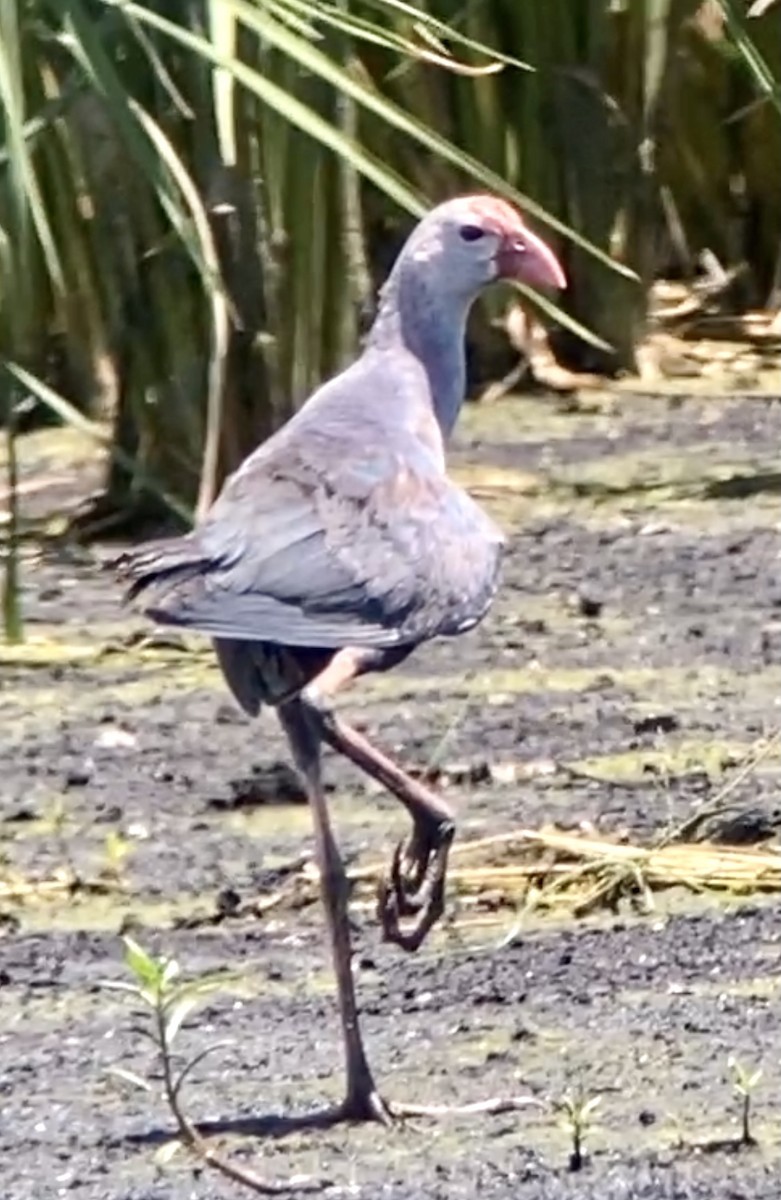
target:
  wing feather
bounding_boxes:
[119,391,504,649]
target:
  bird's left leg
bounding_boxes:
[277,699,390,1124]
[301,648,457,953]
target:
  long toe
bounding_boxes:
[389,840,427,915]
[389,821,455,911]
[377,820,455,949]
[378,869,447,952]
[398,829,435,895]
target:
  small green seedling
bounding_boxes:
[101,831,132,881]
[103,937,323,1195]
[103,937,235,1114]
[555,1086,601,1171]
[41,795,73,864]
[727,1055,763,1146]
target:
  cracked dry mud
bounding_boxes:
[2,384,781,1199]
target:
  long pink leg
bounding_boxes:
[301,647,456,950]
[278,700,391,1122]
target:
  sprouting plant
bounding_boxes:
[727,1055,763,1146]
[103,937,325,1195]
[555,1085,601,1171]
[101,831,132,881]
[41,795,69,843]
[40,795,79,877]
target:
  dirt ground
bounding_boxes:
[2,382,781,1199]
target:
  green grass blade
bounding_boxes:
[128,101,231,519]
[512,282,613,354]
[270,0,513,73]
[95,0,427,215]
[100,0,634,281]
[341,0,533,70]
[208,0,238,166]
[62,0,229,300]
[123,11,195,119]
[719,0,781,116]
[0,9,64,297]
[227,0,637,278]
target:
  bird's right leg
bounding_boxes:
[277,699,390,1124]
[276,693,539,1132]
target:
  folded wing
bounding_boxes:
[119,433,504,650]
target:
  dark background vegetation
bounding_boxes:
[1,0,779,625]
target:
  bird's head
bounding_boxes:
[402,194,566,300]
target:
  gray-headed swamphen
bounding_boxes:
[117,195,566,1124]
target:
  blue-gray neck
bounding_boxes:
[366,260,473,440]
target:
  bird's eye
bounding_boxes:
[459,224,485,243]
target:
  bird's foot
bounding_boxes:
[335,1087,541,1125]
[336,1091,541,1125]
[336,1086,395,1126]
[388,1094,543,1121]
[378,820,455,951]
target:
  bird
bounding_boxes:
[116,194,566,1126]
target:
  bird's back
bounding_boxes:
[120,344,504,663]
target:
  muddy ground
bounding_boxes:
[2,383,781,1199]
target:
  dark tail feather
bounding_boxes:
[114,534,210,605]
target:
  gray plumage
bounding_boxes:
[117,197,558,712]
[124,395,503,655]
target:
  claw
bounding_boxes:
[387,842,423,916]
[378,821,455,952]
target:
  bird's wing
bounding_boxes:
[121,426,504,650]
